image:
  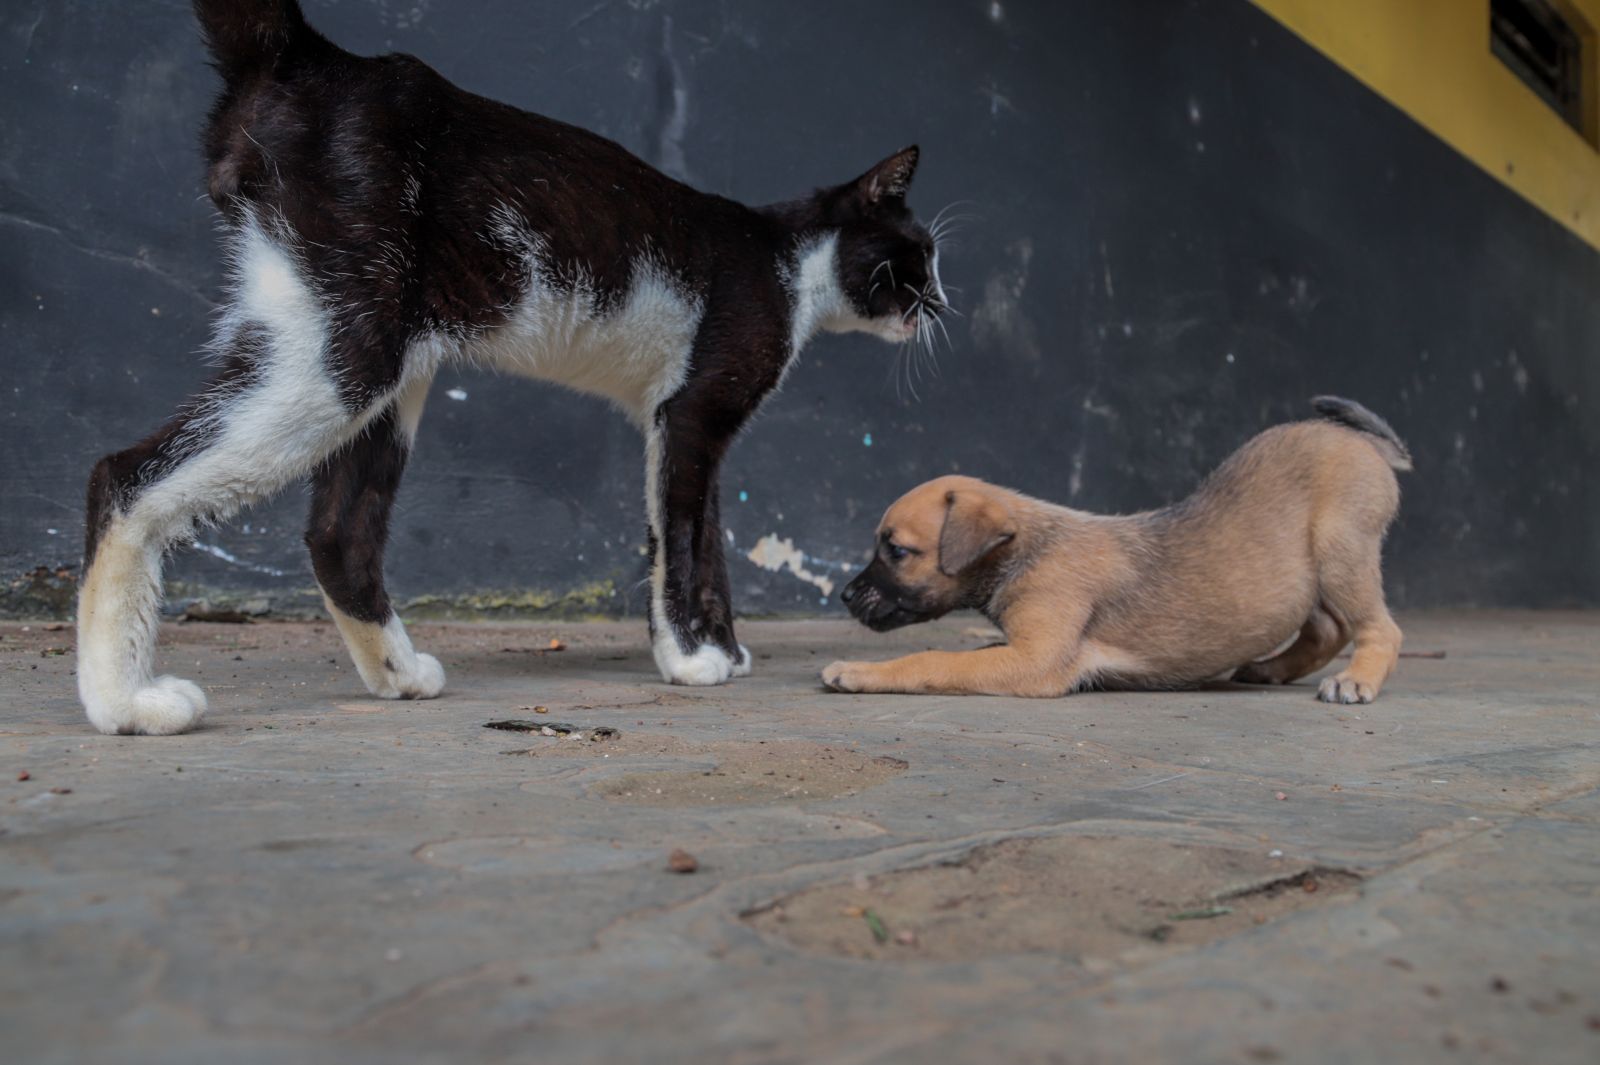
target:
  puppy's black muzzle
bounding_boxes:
[841,565,932,632]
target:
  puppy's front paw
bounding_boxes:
[822,660,870,693]
[1317,671,1377,704]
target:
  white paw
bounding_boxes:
[85,675,208,736]
[654,640,737,686]
[731,644,753,677]
[366,652,446,700]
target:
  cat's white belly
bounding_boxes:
[469,260,704,424]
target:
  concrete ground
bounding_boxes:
[1,611,1597,1064]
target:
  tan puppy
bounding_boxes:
[823,397,1409,703]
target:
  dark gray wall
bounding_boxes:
[3,0,1597,618]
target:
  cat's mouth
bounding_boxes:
[866,311,926,344]
[895,291,950,344]
[857,287,951,346]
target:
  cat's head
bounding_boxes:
[806,146,949,344]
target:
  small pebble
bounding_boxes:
[667,848,699,874]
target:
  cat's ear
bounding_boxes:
[850,146,920,210]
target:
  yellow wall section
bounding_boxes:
[1252,0,1600,250]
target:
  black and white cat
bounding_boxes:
[77,0,949,734]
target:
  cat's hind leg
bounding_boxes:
[79,373,389,733]
[77,236,398,734]
[305,372,443,700]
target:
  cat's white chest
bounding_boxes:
[473,258,705,423]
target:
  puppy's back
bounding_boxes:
[1085,398,1407,684]
[1210,400,1406,537]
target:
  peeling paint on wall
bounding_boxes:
[971,237,1039,361]
[745,534,836,598]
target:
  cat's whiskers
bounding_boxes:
[887,328,920,402]
[928,212,977,250]
[867,259,892,304]
[928,200,977,242]
[896,282,944,390]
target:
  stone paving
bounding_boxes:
[2,612,1597,1064]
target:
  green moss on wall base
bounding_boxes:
[0,567,627,623]
[400,580,620,620]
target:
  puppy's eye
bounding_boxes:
[886,543,911,563]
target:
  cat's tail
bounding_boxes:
[1311,395,1413,471]
[193,0,314,80]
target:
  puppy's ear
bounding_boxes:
[938,488,1016,577]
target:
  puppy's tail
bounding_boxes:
[1311,396,1413,471]
[193,0,314,80]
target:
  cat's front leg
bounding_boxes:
[643,397,752,687]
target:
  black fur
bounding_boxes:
[86,0,944,679]
[305,408,412,624]
[840,536,968,633]
[1311,396,1412,468]
[840,558,943,632]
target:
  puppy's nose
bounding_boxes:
[841,577,860,605]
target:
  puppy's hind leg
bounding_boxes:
[306,373,443,700]
[1314,543,1402,705]
[1234,605,1347,685]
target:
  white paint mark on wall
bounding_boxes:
[746,534,836,597]
[193,542,286,577]
[972,237,1039,360]
[445,388,468,401]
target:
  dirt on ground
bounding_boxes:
[745,834,1362,963]
[505,736,912,805]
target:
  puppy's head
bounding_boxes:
[840,476,1016,631]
